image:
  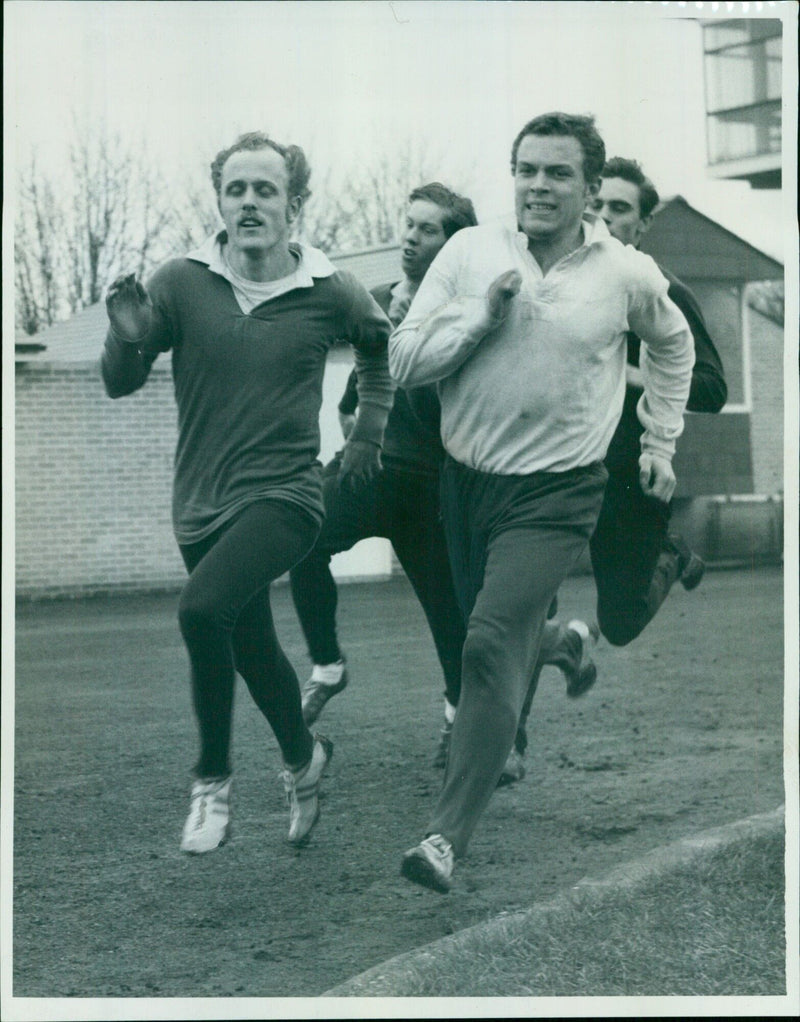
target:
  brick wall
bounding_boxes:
[15,349,393,598]
[748,306,784,496]
[15,363,183,597]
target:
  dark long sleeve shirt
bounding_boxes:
[338,280,445,474]
[101,248,393,542]
[605,267,727,475]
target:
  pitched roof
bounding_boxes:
[640,196,783,282]
[15,301,110,366]
[330,243,400,290]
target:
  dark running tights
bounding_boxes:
[179,501,320,778]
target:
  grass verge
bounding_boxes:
[366,830,786,997]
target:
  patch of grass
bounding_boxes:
[406,831,786,997]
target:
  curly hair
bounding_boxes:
[602,157,660,219]
[407,182,478,239]
[510,112,606,184]
[210,132,312,203]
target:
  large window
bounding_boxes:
[703,20,782,166]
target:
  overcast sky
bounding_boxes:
[5,1,796,261]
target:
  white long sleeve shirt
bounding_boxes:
[389,216,694,475]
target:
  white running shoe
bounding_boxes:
[301,663,348,726]
[562,620,600,699]
[497,747,526,787]
[281,734,334,846]
[401,833,454,893]
[180,776,231,854]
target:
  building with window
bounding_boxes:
[702,18,782,189]
[638,195,783,501]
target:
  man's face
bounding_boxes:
[218,148,299,258]
[401,199,449,283]
[513,134,598,247]
[590,177,650,246]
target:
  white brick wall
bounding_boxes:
[748,306,784,496]
[15,349,392,597]
[15,365,183,595]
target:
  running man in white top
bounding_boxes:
[389,112,694,893]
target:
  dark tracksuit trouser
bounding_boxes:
[289,454,465,708]
[513,460,680,753]
[178,500,320,779]
[591,463,679,646]
[429,456,607,858]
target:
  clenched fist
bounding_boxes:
[487,269,522,322]
[337,439,382,490]
[639,451,676,503]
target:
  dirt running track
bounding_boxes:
[12,566,784,997]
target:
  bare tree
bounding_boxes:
[14,125,178,334]
[14,159,68,334]
[14,126,479,336]
[295,167,354,254]
[134,170,176,280]
[300,138,475,254]
[64,128,174,310]
[166,175,222,255]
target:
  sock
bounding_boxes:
[444,699,457,724]
[539,619,561,659]
[566,619,590,642]
[310,660,345,686]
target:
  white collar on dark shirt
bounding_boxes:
[186,232,337,312]
[188,232,336,285]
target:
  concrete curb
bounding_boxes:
[325,805,785,997]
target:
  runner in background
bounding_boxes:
[289,184,476,769]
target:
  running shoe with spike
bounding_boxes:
[679,552,706,591]
[497,747,526,787]
[180,776,232,854]
[401,833,454,893]
[667,533,706,591]
[301,664,348,726]
[554,620,600,699]
[281,734,333,846]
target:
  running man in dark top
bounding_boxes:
[101,132,394,855]
[289,183,476,764]
[504,157,727,783]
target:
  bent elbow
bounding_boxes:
[99,360,135,399]
[388,340,411,386]
[687,378,728,414]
